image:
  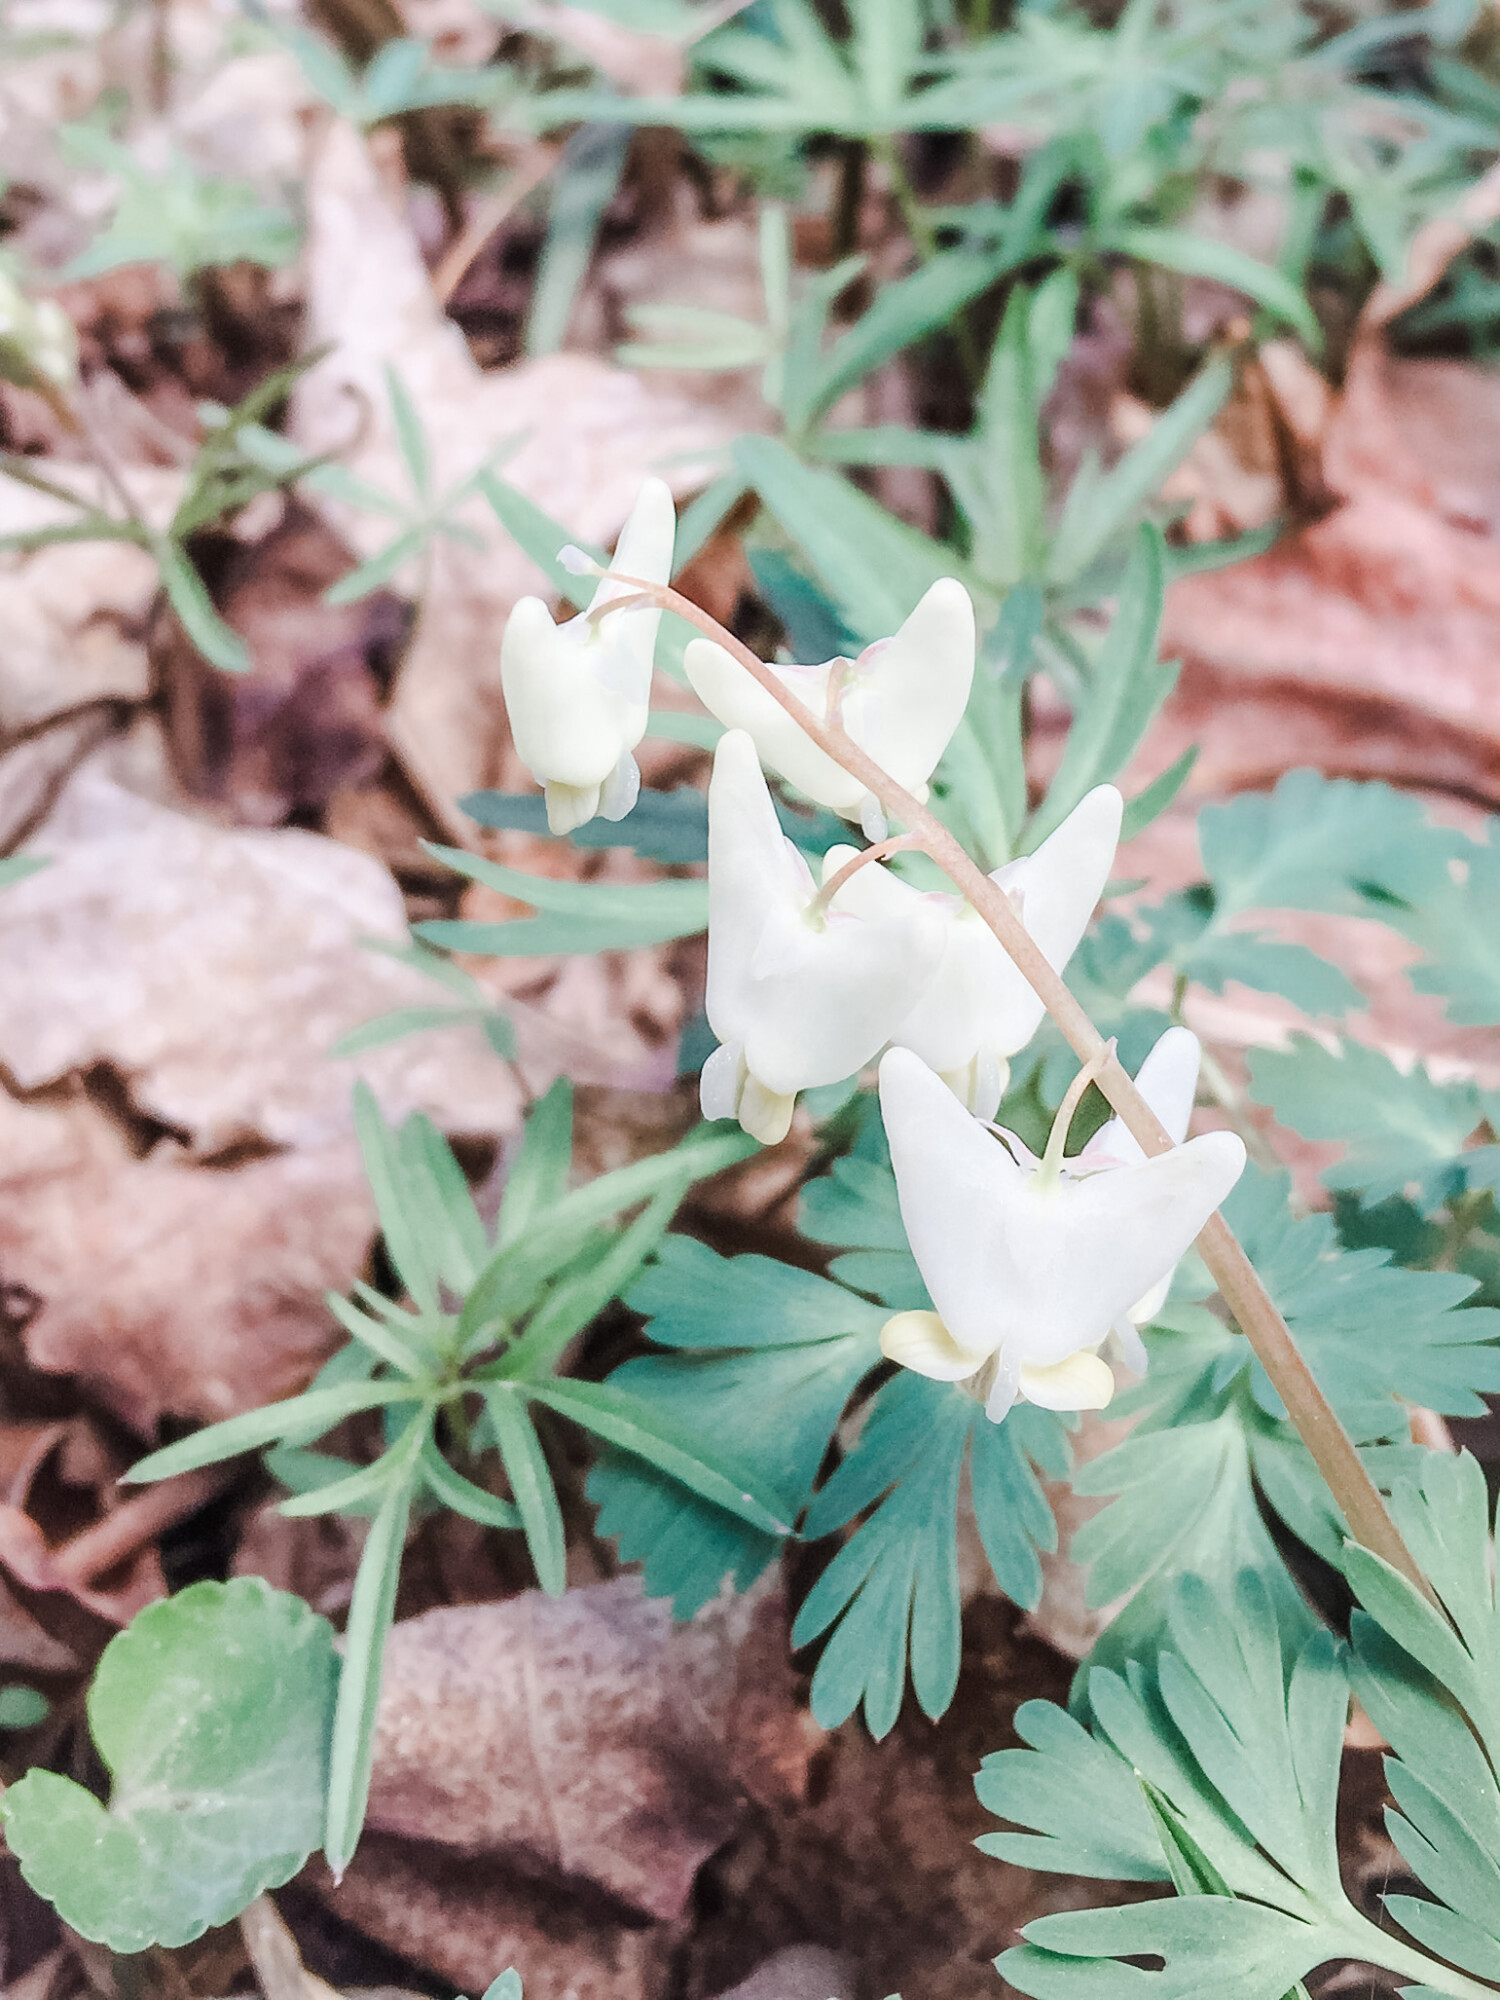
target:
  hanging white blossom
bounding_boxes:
[500,478,675,835]
[683,578,975,840]
[876,1041,1245,1421]
[702,731,947,1144]
[823,785,1122,1119]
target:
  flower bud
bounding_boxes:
[500,477,675,834]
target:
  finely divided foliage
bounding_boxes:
[6,0,1500,1976]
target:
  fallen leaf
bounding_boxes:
[155,502,408,826]
[289,120,742,809]
[0,750,520,1428]
[365,1576,809,1921]
[0,1082,372,1433]
[308,1834,680,2000]
[0,757,519,1153]
[706,1945,855,2000]
[0,468,173,739]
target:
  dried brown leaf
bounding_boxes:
[365,1577,809,1921]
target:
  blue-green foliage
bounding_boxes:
[982,1460,1500,1999]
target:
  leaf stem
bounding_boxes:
[606,568,1433,1601]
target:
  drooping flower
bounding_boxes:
[702,730,947,1145]
[876,1041,1245,1421]
[822,785,1122,1120]
[683,579,975,840]
[500,478,675,834]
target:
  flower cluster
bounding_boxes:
[497,482,1246,1415]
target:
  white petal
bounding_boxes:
[845,579,975,799]
[502,596,637,790]
[879,1048,1023,1360]
[741,897,945,1094]
[1081,1026,1201,1169]
[705,731,811,1049]
[566,478,676,724]
[1019,1351,1116,1411]
[699,1040,745,1122]
[683,639,865,815]
[739,1074,795,1144]
[597,749,641,822]
[1109,1316,1149,1374]
[881,1046,1246,1373]
[544,779,603,834]
[880,1309,989,1381]
[983,1348,1022,1423]
[1012,1130,1247,1366]
[971,783,1123,1058]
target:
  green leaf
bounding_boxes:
[1047,356,1232,586]
[353,1082,440,1316]
[1197,769,1464,918]
[0,854,46,890]
[497,1078,574,1251]
[478,471,606,610]
[478,1976,523,2000]
[124,1380,426,1484]
[734,434,973,642]
[525,1378,793,1536]
[2,1579,335,1949]
[1104,225,1322,346]
[157,540,251,674]
[1000,1900,1324,2000]
[983,1572,1424,2000]
[460,786,709,864]
[324,1440,419,1877]
[419,1435,522,1530]
[589,1238,884,1613]
[809,249,1005,423]
[1396,835,1500,1026]
[1248,1037,1488,1208]
[527,125,630,357]
[1028,524,1168,842]
[417,851,708,955]
[384,364,430,497]
[483,1386,567,1596]
[794,1375,1065,1735]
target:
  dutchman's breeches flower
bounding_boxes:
[702,731,947,1145]
[683,578,975,840]
[500,477,675,835]
[825,784,1123,1120]
[877,1040,1246,1422]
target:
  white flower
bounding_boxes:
[702,731,948,1145]
[683,578,975,839]
[500,477,675,834]
[876,1041,1245,1421]
[823,785,1122,1120]
[1069,1024,1205,1365]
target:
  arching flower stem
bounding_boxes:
[605,565,1433,1600]
[1036,1043,1111,1190]
[812,833,919,917]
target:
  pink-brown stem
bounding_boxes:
[617,569,1431,1597]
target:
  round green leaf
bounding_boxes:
[2,1577,337,1951]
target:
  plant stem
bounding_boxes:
[613,570,1432,1600]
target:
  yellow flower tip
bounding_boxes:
[1018,1351,1116,1412]
[879,1309,990,1383]
[738,1076,795,1146]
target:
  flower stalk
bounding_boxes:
[607,566,1432,1599]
